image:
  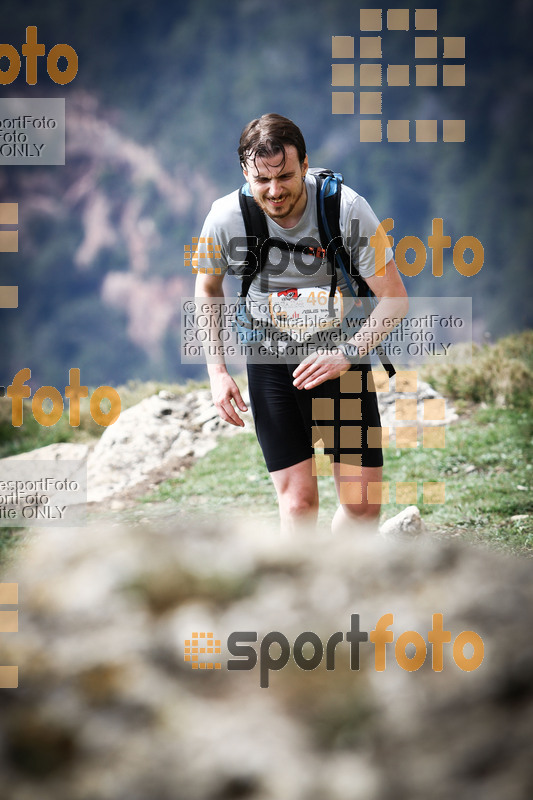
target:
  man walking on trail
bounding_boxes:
[194,113,408,533]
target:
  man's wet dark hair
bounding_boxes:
[238,113,307,171]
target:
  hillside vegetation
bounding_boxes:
[148,332,532,554]
[0,332,531,564]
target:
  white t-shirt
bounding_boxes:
[197,172,393,342]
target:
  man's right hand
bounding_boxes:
[209,369,248,427]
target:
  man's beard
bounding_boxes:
[259,178,306,221]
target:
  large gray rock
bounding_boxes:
[0,377,453,506]
[85,389,253,503]
[0,390,253,506]
[0,517,531,800]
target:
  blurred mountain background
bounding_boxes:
[0,0,532,389]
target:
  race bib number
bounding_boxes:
[268,287,344,342]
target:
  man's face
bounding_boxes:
[242,145,309,226]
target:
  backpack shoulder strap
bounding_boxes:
[239,183,269,242]
[238,184,269,297]
[309,168,343,255]
[311,168,368,292]
[311,169,396,376]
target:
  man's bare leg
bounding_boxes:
[269,458,319,534]
[331,464,382,534]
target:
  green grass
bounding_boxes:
[149,432,280,523]
[0,529,28,571]
[147,405,533,555]
[381,406,533,553]
[420,331,533,410]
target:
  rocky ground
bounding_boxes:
[2,375,456,520]
[1,383,532,799]
[0,510,532,800]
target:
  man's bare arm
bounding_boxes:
[194,271,248,427]
[292,258,408,389]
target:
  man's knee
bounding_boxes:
[271,459,318,520]
[276,484,318,518]
[342,500,381,520]
[285,494,318,518]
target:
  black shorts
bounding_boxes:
[246,360,383,473]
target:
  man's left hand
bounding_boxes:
[292,349,352,390]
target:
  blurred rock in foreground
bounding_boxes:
[0,517,532,800]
